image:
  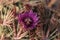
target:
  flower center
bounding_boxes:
[23,18,33,27]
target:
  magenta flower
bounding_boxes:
[18,10,38,30]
